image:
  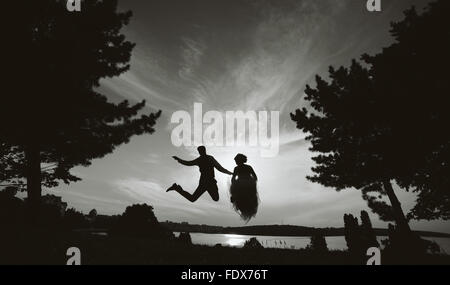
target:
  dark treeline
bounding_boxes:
[1,187,449,265]
[162,221,450,238]
[0,188,172,239]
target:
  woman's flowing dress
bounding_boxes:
[230,165,259,222]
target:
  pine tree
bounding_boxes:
[291,0,450,234]
[343,214,362,255]
[360,210,378,248]
[362,0,450,221]
[1,0,161,214]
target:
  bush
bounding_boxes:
[306,234,328,253]
[243,237,263,249]
[110,204,174,240]
[178,232,192,245]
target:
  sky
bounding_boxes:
[46,0,450,233]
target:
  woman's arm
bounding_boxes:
[250,166,258,181]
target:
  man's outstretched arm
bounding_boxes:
[173,156,198,166]
[213,158,233,175]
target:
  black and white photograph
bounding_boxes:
[1,0,450,273]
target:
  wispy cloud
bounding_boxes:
[179,37,206,80]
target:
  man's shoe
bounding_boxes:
[167,183,179,192]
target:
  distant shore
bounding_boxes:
[162,222,450,238]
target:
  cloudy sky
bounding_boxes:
[47,0,450,233]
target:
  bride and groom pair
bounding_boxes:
[167,146,259,221]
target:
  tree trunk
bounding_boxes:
[25,144,42,213]
[382,180,412,234]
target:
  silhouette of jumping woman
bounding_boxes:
[167,146,232,202]
[229,153,259,222]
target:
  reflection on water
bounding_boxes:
[173,232,355,250]
[227,237,246,247]
[174,232,450,254]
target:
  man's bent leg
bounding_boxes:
[207,182,219,202]
[175,184,207,203]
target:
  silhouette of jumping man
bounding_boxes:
[167,146,233,202]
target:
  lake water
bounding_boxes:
[175,232,450,254]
